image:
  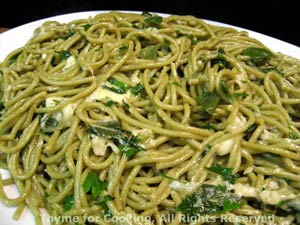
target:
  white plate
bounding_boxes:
[0,10,300,225]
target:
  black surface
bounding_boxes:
[1,0,299,47]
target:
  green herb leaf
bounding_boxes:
[289,132,298,140]
[232,92,248,100]
[176,184,242,216]
[197,91,220,117]
[103,78,130,94]
[83,172,108,198]
[242,47,273,65]
[144,16,163,25]
[0,102,5,111]
[130,83,144,96]
[87,121,122,138]
[161,40,171,52]
[223,198,241,211]
[119,45,128,55]
[44,192,49,199]
[206,165,239,184]
[211,48,232,69]
[60,29,75,39]
[196,121,215,130]
[8,53,20,65]
[104,100,117,107]
[63,194,74,211]
[40,115,59,133]
[59,50,72,60]
[171,82,180,87]
[118,135,145,158]
[204,144,213,152]
[82,24,91,31]
[140,46,158,61]
[246,124,258,133]
[176,31,197,45]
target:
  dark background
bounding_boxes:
[0,0,299,47]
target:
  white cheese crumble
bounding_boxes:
[216,138,234,156]
[91,136,119,156]
[227,113,247,133]
[63,55,76,71]
[45,97,77,126]
[170,181,199,193]
[85,82,130,104]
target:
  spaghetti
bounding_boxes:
[0,11,300,225]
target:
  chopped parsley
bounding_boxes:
[59,50,72,60]
[82,24,91,31]
[131,83,145,96]
[103,78,130,94]
[82,172,108,198]
[197,90,220,118]
[63,194,74,211]
[206,164,239,184]
[119,45,128,55]
[102,78,144,95]
[176,184,242,216]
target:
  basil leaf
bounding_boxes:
[144,16,163,25]
[242,47,273,65]
[140,46,158,61]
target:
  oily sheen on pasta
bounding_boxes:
[1,11,300,225]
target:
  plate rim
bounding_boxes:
[0,10,299,61]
